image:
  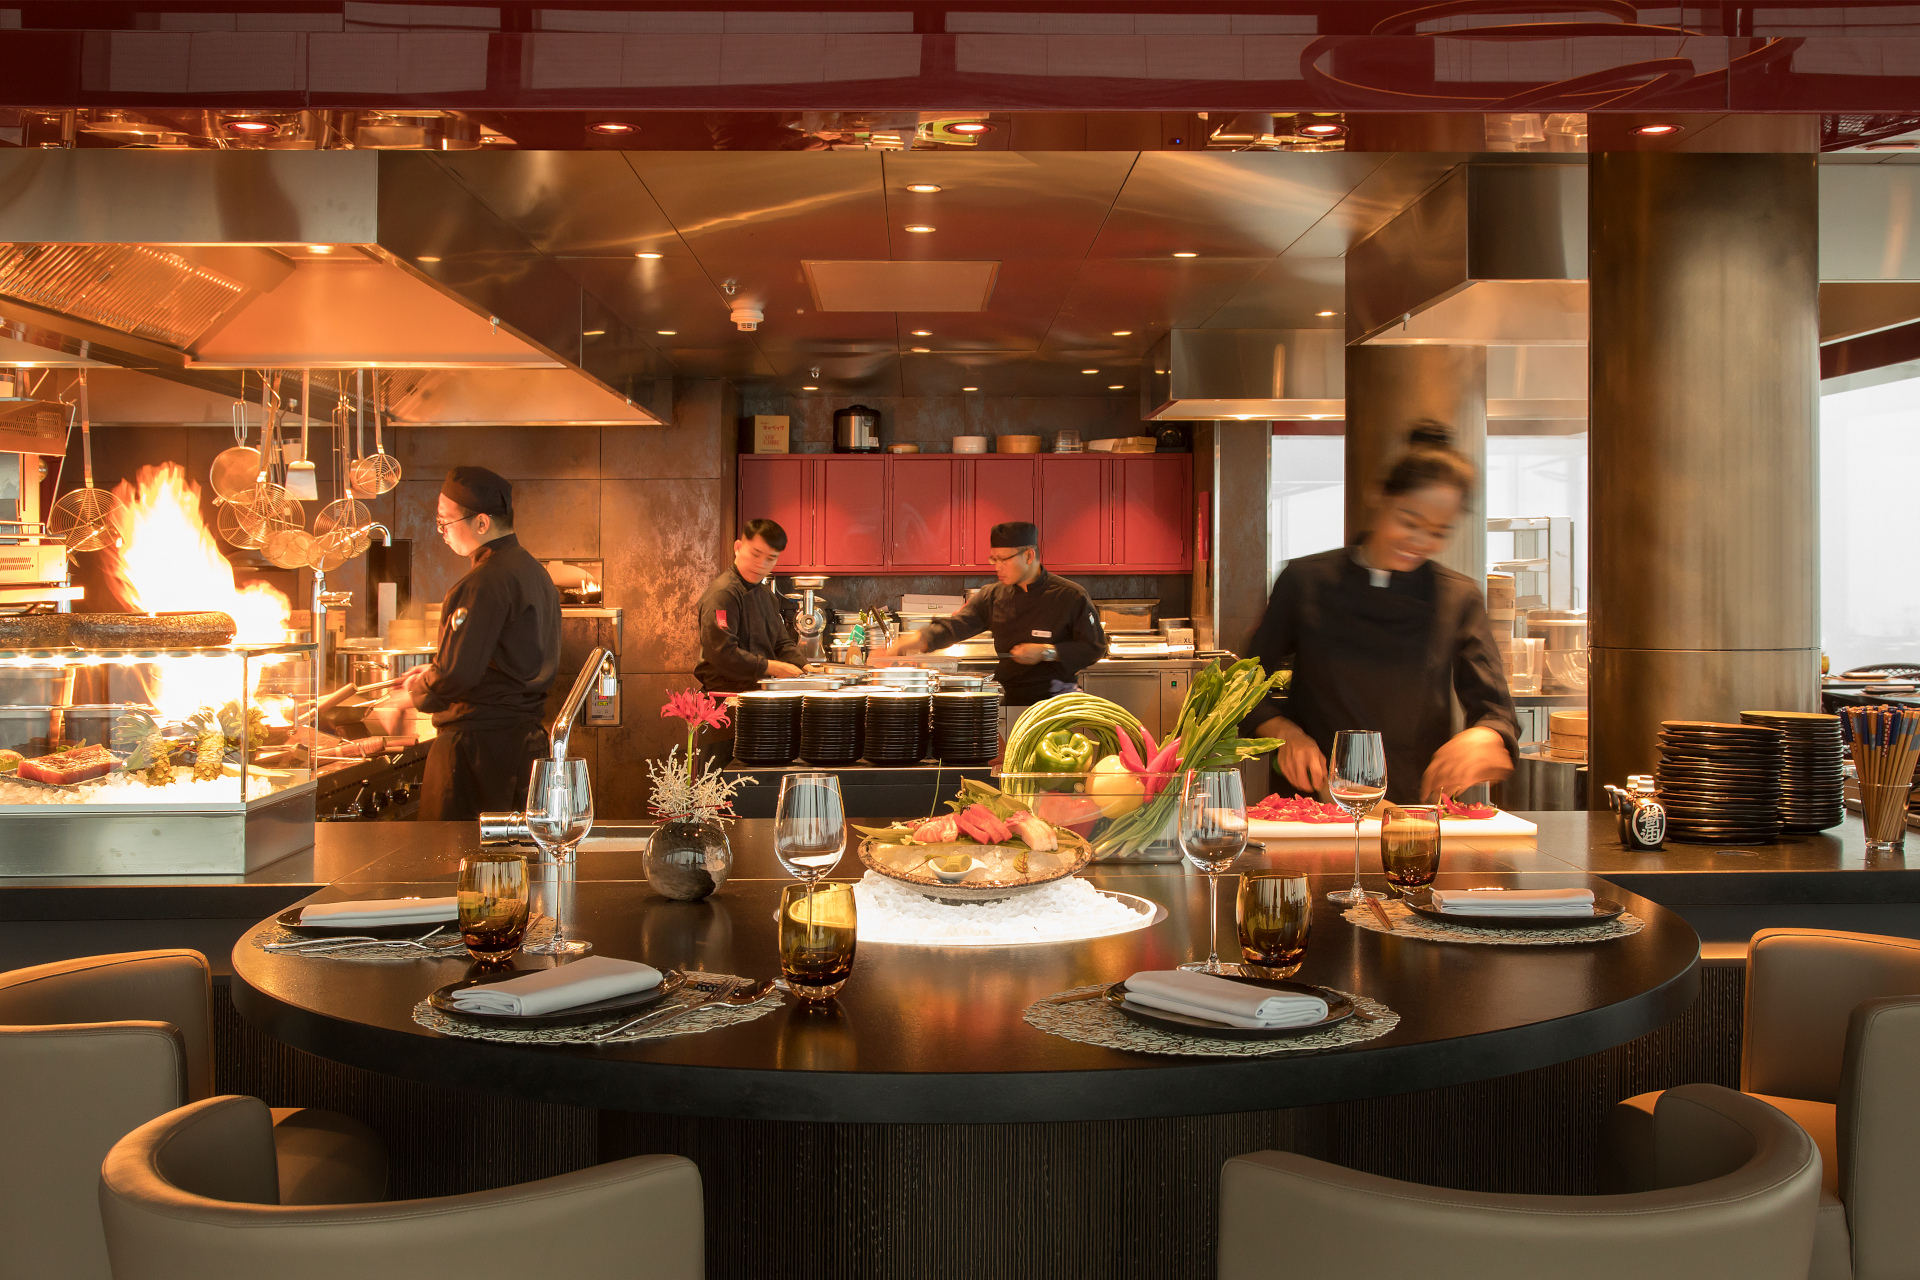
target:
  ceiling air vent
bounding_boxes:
[802,261,999,312]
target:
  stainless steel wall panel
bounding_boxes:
[1087,151,1389,261]
[1466,164,1587,283]
[1347,167,1469,346]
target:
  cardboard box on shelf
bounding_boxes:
[753,415,791,453]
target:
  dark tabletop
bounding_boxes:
[230,820,1703,1123]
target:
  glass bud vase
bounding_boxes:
[644,816,733,901]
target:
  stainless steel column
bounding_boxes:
[1343,344,1488,587]
[1588,152,1819,796]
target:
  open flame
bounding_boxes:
[102,464,292,721]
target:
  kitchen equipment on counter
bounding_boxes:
[1052,430,1083,453]
[785,575,833,664]
[996,435,1042,454]
[1548,709,1587,760]
[1113,436,1158,454]
[1152,423,1192,453]
[1094,598,1157,634]
[1517,610,1586,694]
[952,436,988,454]
[885,443,920,454]
[833,404,882,453]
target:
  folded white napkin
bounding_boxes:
[446,956,663,1017]
[1123,969,1328,1029]
[298,896,458,927]
[1429,887,1595,917]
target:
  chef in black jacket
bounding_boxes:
[390,467,562,822]
[695,517,807,694]
[1247,422,1517,805]
[886,521,1108,710]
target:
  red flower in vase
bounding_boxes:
[661,688,730,732]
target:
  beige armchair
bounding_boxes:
[1221,1084,1821,1280]
[100,1094,704,1280]
[0,950,386,1280]
[1606,929,1920,1280]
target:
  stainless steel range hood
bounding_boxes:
[0,151,665,426]
[1142,329,1343,421]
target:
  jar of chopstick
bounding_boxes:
[1842,707,1918,852]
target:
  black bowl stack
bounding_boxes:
[729,691,802,766]
[799,690,865,766]
[862,689,932,765]
[1739,710,1846,832]
[932,689,1002,765]
[1655,720,1786,844]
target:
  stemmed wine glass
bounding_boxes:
[774,773,847,884]
[522,757,594,957]
[1326,730,1387,905]
[1176,768,1249,974]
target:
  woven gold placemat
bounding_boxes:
[1343,899,1644,945]
[411,972,782,1045]
[1023,985,1398,1058]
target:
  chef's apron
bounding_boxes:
[418,721,548,822]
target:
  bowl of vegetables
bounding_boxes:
[995,659,1289,862]
[855,778,1093,903]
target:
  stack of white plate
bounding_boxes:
[868,667,938,694]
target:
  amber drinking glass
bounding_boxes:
[457,853,530,964]
[1380,805,1443,899]
[1236,870,1312,977]
[780,882,857,1001]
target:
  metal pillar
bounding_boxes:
[1587,151,1820,796]
[1343,344,1489,588]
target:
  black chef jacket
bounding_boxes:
[918,568,1108,705]
[1246,545,1518,805]
[416,533,563,731]
[696,565,803,693]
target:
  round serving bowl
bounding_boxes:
[857,832,1093,904]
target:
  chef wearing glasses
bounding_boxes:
[388,466,562,821]
[885,521,1107,713]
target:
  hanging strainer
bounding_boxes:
[47,371,124,553]
[216,497,265,550]
[209,371,263,502]
[348,376,401,496]
[265,527,317,569]
[307,525,361,572]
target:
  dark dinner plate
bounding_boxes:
[1105,976,1354,1042]
[1408,897,1626,931]
[277,904,458,939]
[428,969,685,1029]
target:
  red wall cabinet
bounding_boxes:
[889,456,960,569]
[1039,455,1110,569]
[1116,454,1191,571]
[966,456,1037,567]
[737,456,815,569]
[817,456,887,569]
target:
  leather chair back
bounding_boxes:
[0,951,213,1280]
[1743,929,1920,1103]
[1838,995,1920,1280]
[1220,1084,1821,1280]
[101,1096,705,1280]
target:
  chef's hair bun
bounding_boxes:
[1383,418,1477,503]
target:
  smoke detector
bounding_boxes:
[730,306,764,332]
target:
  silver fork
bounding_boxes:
[266,924,451,953]
[592,975,743,1042]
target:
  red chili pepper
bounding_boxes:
[1141,735,1182,799]
[1139,725,1159,764]
[1116,729,1145,774]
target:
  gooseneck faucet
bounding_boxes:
[478,646,615,845]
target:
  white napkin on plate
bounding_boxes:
[1429,887,1595,917]
[298,896,458,927]
[1123,969,1328,1029]
[446,956,663,1017]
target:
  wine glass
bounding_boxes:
[522,757,593,957]
[1327,730,1387,905]
[775,772,846,884]
[1176,769,1248,974]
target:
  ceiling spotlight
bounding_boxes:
[416,255,441,263]
[1300,122,1346,137]
[1316,310,1337,317]
[1081,368,1098,374]
[225,118,275,135]
[1634,123,1682,136]
[636,251,663,259]
[589,121,636,135]
[904,225,936,234]
[1172,251,1197,258]
[911,329,932,336]
[1107,384,1124,390]
[803,385,818,390]
[657,329,677,335]
[583,328,606,336]
[905,183,943,193]
[306,245,336,255]
[962,386,979,391]
[949,121,993,135]
[1112,330,1133,336]
[910,347,930,353]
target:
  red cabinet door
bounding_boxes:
[966,456,1036,569]
[1116,455,1191,570]
[738,456,813,568]
[1039,456,1110,568]
[889,456,958,568]
[817,457,887,569]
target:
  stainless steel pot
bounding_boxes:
[833,404,881,453]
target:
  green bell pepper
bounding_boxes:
[1034,729,1098,774]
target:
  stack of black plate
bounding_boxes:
[932,689,1002,764]
[800,690,865,766]
[1655,720,1785,844]
[730,691,802,766]
[1739,710,1846,832]
[862,690,931,765]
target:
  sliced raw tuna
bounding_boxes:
[17,745,121,786]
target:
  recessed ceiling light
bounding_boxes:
[904,225,936,234]
[583,328,606,336]
[416,255,441,263]
[1316,310,1337,317]
[1081,368,1098,374]
[963,386,979,391]
[949,121,993,135]
[225,119,274,135]
[1634,123,1682,136]
[905,183,943,193]
[1112,330,1132,336]
[911,329,932,336]
[656,329,676,335]
[1300,122,1346,137]
[1107,384,1123,390]
[636,251,663,259]
[306,244,335,255]
[589,121,636,135]
[910,347,930,353]
[803,385,818,390]
[1172,251,1197,258]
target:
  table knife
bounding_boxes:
[593,976,741,1041]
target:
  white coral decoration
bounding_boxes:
[647,746,751,821]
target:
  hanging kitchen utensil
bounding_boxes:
[285,368,319,501]
[47,370,124,553]
[209,370,264,502]
[313,386,370,544]
[266,527,317,569]
[232,374,302,542]
[307,525,359,572]
[217,497,265,549]
[349,374,401,496]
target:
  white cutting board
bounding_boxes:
[1248,810,1538,840]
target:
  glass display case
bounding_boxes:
[0,640,318,875]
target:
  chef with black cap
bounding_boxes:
[387,466,563,821]
[885,520,1107,713]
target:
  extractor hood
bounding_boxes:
[1142,329,1344,421]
